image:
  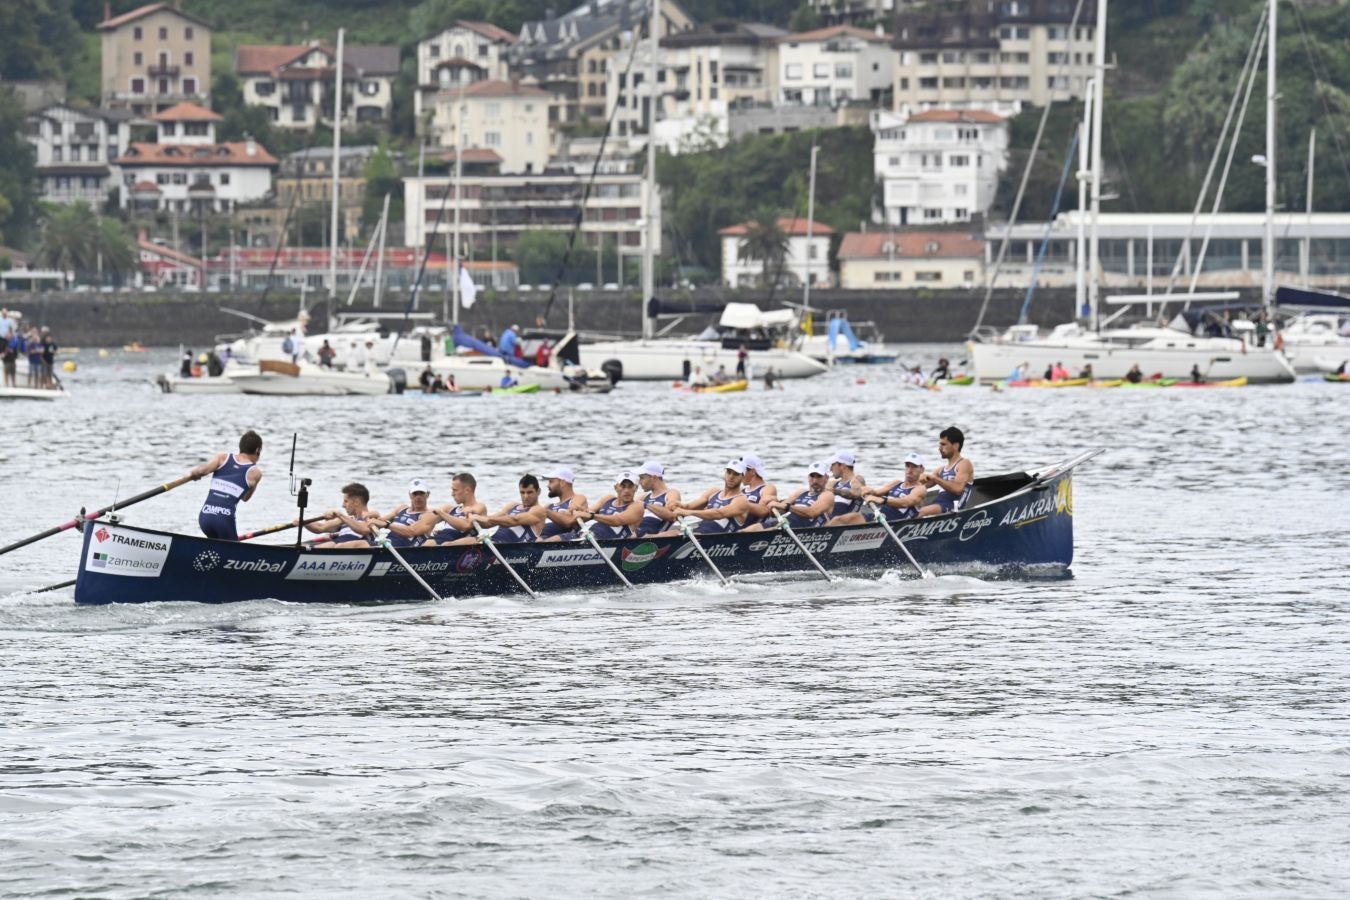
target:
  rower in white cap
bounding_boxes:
[635,460,681,537]
[538,467,589,542]
[575,471,645,539]
[830,452,927,526]
[738,453,778,528]
[827,449,867,519]
[369,478,440,548]
[747,461,835,531]
[665,459,751,535]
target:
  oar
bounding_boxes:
[473,523,538,599]
[866,502,933,580]
[772,511,835,582]
[239,515,331,542]
[676,519,730,585]
[580,521,633,589]
[0,474,196,558]
[374,528,443,603]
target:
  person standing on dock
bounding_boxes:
[190,431,264,540]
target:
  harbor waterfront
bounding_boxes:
[1,349,1347,895]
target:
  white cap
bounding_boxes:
[408,478,430,494]
[724,459,746,475]
[831,450,856,467]
[615,471,638,486]
[543,467,575,484]
[807,461,829,476]
[638,460,665,477]
[903,453,926,469]
[741,453,767,477]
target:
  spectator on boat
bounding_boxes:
[430,473,489,546]
[827,451,867,520]
[1043,363,1055,380]
[1050,361,1070,381]
[739,454,778,528]
[0,307,13,339]
[39,328,56,388]
[368,479,440,548]
[499,324,521,359]
[446,374,458,393]
[919,427,974,517]
[688,366,709,388]
[574,472,645,540]
[418,365,434,392]
[190,430,264,541]
[537,468,589,542]
[25,328,41,388]
[1,331,17,388]
[180,348,194,378]
[833,453,927,526]
[472,474,546,543]
[281,330,301,364]
[1190,364,1205,384]
[712,365,731,385]
[635,461,682,537]
[318,340,336,368]
[736,343,749,379]
[747,461,835,532]
[303,483,376,548]
[1125,364,1144,384]
[665,459,752,536]
[206,351,224,377]
[535,339,552,367]
[430,374,447,393]
[1255,313,1270,348]
[1007,362,1026,382]
[1079,363,1094,380]
[347,340,365,371]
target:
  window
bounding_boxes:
[134,52,143,65]
[162,122,176,136]
[919,77,938,90]
[362,81,379,96]
[172,172,187,185]
[919,52,938,65]
[1047,26,1065,40]
[942,77,966,89]
[923,209,943,220]
[942,51,963,64]
[158,27,167,40]
[185,26,193,39]
[915,270,943,281]
[256,81,275,96]
[219,173,230,185]
[157,172,169,184]
[525,131,533,145]
[132,77,145,94]
[70,146,81,161]
[974,51,992,64]
[1048,52,1067,65]
[954,184,968,195]
[484,131,501,146]
[184,77,197,94]
[478,43,489,58]
[184,122,208,136]
[428,43,440,58]
[1047,75,1069,90]
[485,102,501,117]
[108,143,118,159]
[133,26,142,40]
[951,154,969,166]
[888,156,900,166]
[785,63,802,80]
[158,78,169,94]
[835,63,852,79]
[813,63,831,78]
[185,52,194,66]
[52,146,62,161]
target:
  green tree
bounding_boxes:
[361,138,406,232]
[0,88,38,247]
[35,202,135,279]
[788,4,822,34]
[738,209,790,287]
[0,0,80,79]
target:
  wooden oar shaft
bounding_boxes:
[678,520,729,585]
[581,524,633,589]
[0,474,196,558]
[239,515,330,541]
[867,502,932,580]
[773,512,834,582]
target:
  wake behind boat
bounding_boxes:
[71,453,1095,605]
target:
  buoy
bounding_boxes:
[98,348,109,358]
[63,360,77,373]
[855,378,867,385]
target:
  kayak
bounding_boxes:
[1006,378,1090,388]
[943,375,975,386]
[1174,377,1248,388]
[491,383,541,394]
[690,380,748,394]
[1118,378,1179,388]
[417,390,486,397]
[1091,379,1124,388]
[1324,373,1350,383]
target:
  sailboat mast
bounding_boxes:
[642,0,659,341]
[804,143,819,313]
[1263,0,1277,309]
[329,28,345,314]
[1088,0,1107,331]
[1303,127,1314,286]
[1076,80,1093,319]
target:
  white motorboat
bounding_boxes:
[1278,313,1350,372]
[432,327,614,393]
[969,318,1296,383]
[578,304,828,381]
[0,385,64,401]
[229,361,391,396]
[157,359,257,394]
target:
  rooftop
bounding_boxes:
[719,217,835,237]
[838,230,984,259]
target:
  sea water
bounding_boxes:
[1,349,1347,896]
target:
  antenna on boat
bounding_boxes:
[286,433,311,550]
[288,432,297,496]
[108,478,122,524]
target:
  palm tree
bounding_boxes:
[36,202,136,281]
[738,209,790,288]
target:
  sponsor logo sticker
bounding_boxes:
[223,558,287,574]
[370,559,452,578]
[672,541,738,561]
[620,541,669,572]
[831,527,887,554]
[536,547,614,568]
[959,509,993,542]
[761,533,830,559]
[455,548,484,574]
[284,554,372,581]
[84,526,171,578]
[193,550,221,572]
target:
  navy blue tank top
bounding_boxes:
[831,477,860,518]
[933,459,971,513]
[877,483,919,522]
[493,503,538,543]
[638,490,670,537]
[200,454,254,522]
[695,491,742,535]
[590,497,635,540]
[785,489,826,529]
[539,498,580,541]
[432,504,470,544]
[387,506,426,548]
[741,483,766,528]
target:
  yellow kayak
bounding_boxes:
[695,380,748,394]
[1091,379,1123,388]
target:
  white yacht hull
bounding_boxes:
[427,356,576,392]
[230,367,391,396]
[1281,336,1350,373]
[577,340,828,380]
[157,365,257,394]
[0,386,64,401]
[969,335,1297,384]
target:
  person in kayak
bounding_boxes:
[190,430,264,540]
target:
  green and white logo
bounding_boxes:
[621,541,665,572]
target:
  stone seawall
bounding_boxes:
[2,287,1086,346]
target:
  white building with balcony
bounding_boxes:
[719,216,833,288]
[113,102,277,213]
[24,104,133,206]
[776,25,892,108]
[428,80,551,175]
[234,42,400,130]
[873,108,1007,226]
[414,20,517,126]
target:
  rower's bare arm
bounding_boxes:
[596,502,644,528]
[649,488,682,520]
[547,495,588,528]
[802,490,835,518]
[749,486,779,516]
[188,452,226,480]
[680,488,715,512]
[241,467,263,502]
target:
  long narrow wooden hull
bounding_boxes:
[72,457,1095,605]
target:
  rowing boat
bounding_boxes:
[1173,376,1248,388]
[71,453,1097,605]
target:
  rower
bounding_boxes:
[189,430,263,541]
[827,450,867,519]
[303,483,377,548]
[536,468,589,542]
[369,479,439,547]
[667,459,750,535]
[575,472,644,539]
[832,453,927,525]
[739,453,778,528]
[751,461,834,531]
[635,460,681,537]
[919,426,974,517]
[472,474,546,543]
[431,472,488,545]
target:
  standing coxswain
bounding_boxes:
[189,430,263,540]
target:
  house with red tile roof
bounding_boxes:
[429,80,552,174]
[836,230,984,289]
[97,1,211,115]
[414,21,518,125]
[718,217,834,288]
[234,40,401,129]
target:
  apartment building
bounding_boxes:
[428,80,551,175]
[837,229,985,289]
[414,21,517,127]
[234,42,400,129]
[97,1,211,115]
[873,108,1008,225]
[24,104,133,205]
[892,0,1097,111]
[114,102,277,213]
[719,217,834,288]
[776,25,893,108]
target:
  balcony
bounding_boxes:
[148,63,180,77]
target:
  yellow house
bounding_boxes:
[838,230,985,290]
